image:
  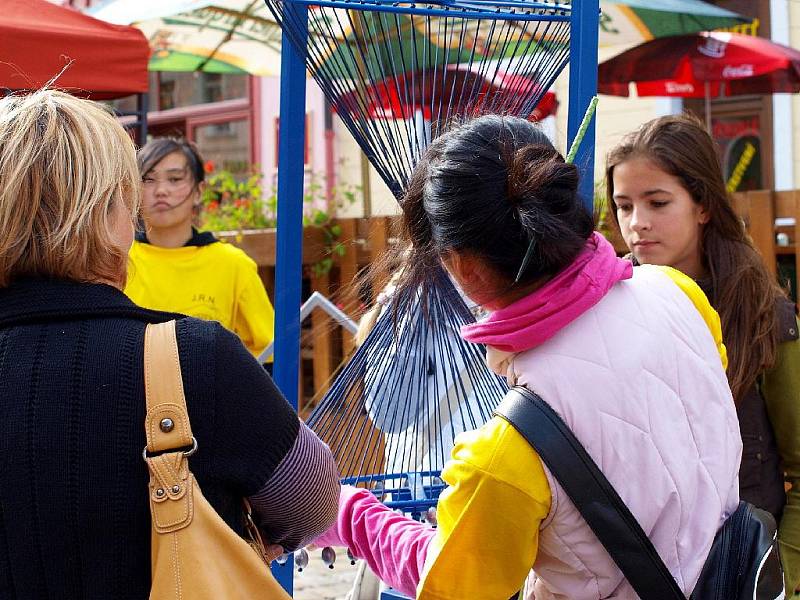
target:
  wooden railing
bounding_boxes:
[731,190,800,288]
[221,199,800,412]
[219,216,399,413]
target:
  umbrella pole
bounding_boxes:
[704,80,712,131]
[414,109,428,151]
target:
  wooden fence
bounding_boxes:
[219,216,399,414]
[731,190,800,286]
[222,193,800,413]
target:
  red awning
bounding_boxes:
[0,0,149,99]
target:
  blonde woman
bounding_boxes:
[0,90,339,597]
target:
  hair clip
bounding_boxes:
[515,237,537,283]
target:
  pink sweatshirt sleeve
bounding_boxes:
[314,485,436,597]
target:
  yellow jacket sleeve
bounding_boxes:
[656,265,728,370]
[233,260,275,358]
[417,416,551,600]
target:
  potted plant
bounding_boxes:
[197,163,359,274]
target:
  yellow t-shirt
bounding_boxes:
[415,265,728,600]
[655,265,728,371]
[125,236,274,359]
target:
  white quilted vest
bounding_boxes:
[492,266,741,599]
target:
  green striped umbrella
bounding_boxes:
[90,0,748,75]
[90,0,283,76]
[601,0,750,47]
[310,0,749,77]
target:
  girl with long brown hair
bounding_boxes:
[606,113,800,592]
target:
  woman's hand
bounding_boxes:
[265,544,284,563]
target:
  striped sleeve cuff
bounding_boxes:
[248,422,340,551]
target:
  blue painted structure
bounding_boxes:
[271,2,308,594]
[568,0,601,212]
[271,0,599,594]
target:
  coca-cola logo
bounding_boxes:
[698,35,729,58]
[666,82,695,94]
[722,64,754,78]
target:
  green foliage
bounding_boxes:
[199,167,271,231]
[594,178,614,239]
[198,163,360,276]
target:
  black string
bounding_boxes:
[265,0,573,512]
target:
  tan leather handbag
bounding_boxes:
[144,320,291,600]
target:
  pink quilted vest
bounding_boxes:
[489,266,741,599]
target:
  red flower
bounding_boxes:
[204,160,215,174]
[207,200,219,212]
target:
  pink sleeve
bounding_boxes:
[314,485,435,597]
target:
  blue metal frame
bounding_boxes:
[291,0,569,10]
[380,589,411,600]
[272,0,599,595]
[271,2,308,594]
[567,0,600,214]
[288,0,571,21]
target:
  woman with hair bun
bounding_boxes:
[313,115,741,599]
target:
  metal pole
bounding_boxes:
[568,0,600,215]
[272,1,308,594]
[704,80,712,131]
[137,92,149,145]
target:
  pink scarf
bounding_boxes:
[461,232,632,353]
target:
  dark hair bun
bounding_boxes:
[507,144,578,207]
[399,115,594,292]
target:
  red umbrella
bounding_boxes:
[334,64,557,123]
[1,0,149,99]
[598,32,800,125]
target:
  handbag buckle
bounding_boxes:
[142,436,198,461]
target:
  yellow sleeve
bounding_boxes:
[124,242,149,306]
[417,416,551,600]
[232,258,275,359]
[655,265,728,370]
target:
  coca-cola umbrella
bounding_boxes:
[332,65,557,156]
[598,31,800,125]
[334,64,557,123]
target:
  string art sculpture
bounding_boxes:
[265,0,599,586]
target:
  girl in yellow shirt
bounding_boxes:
[125,139,274,359]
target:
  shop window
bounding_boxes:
[155,72,248,110]
[201,73,223,104]
[193,119,251,175]
[159,80,176,110]
[713,115,763,193]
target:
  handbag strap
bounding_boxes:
[494,386,685,600]
[144,320,195,456]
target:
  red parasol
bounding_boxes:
[0,0,150,99]
[334,64,557,122]
[598,32,800,125]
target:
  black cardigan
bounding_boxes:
[0,278,300,599]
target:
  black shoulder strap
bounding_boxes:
[494,386,685,600]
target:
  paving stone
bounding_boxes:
[290,547,359,600]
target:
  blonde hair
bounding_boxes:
[0,89,140,288]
